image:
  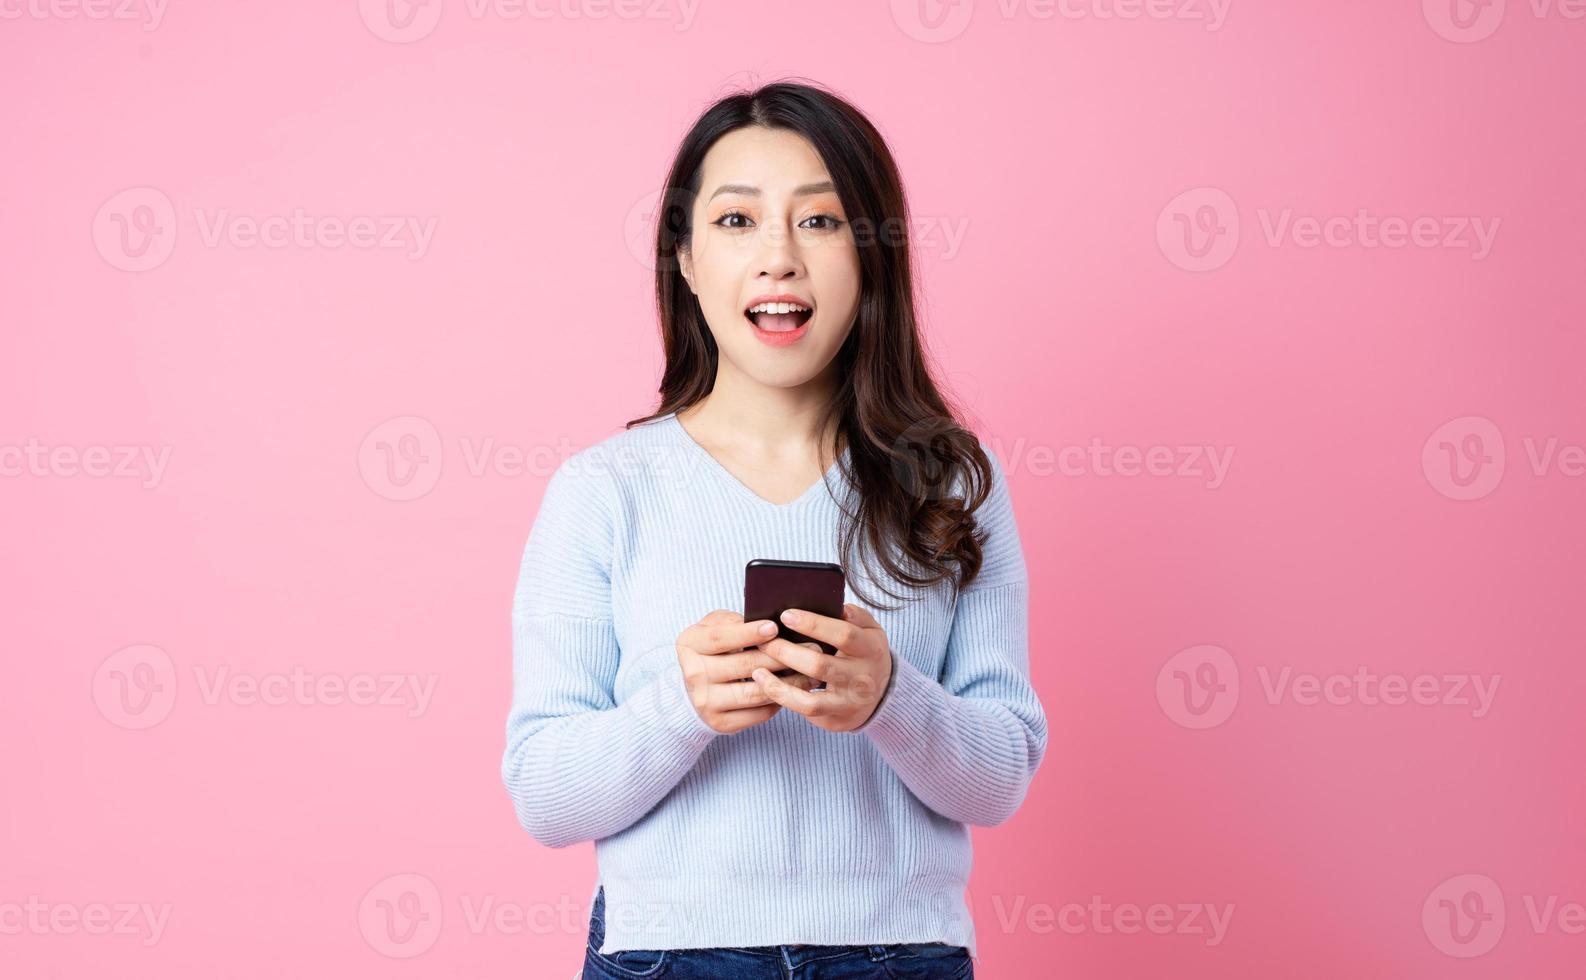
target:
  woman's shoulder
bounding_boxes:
[544,413,677,504]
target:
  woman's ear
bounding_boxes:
[677,248,696,296]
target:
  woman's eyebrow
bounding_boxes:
[707,180,835,201]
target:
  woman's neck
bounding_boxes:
[675,381,843,465]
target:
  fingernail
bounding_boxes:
[758,621,777,636]
[780,609,802,626]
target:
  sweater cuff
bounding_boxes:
[645,654,722,745]
[852,649,942,749]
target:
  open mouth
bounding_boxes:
[744,301,814,333]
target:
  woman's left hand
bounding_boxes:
[752,603,893,732]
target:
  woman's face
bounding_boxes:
[678,126,861,389]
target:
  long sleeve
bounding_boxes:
[501,453,720,849]
[853,447,1048,827]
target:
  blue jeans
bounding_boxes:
[582,885,974,979]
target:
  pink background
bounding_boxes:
[3,2,1583,977]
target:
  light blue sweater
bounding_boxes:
[500,411,1047,958]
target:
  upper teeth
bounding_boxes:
[747,302,810,314]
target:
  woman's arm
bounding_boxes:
[852,448,1048,827]
[501,455,719,849]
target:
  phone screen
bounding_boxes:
[743,559,846,657]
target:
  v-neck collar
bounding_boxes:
[665,412,850,511]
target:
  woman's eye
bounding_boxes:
[711,212,844,231]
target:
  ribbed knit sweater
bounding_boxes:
[500,411,1047,958]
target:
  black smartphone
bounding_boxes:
[744,560,846,678]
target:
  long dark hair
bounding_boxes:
[627,79,997,611]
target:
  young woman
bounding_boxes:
[502,80,1047,980]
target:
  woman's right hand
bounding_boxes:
[676,610,820,733]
